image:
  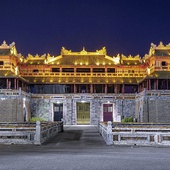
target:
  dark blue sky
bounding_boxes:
[1,0,170,57]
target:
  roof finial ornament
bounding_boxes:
[159,41,163,46]
[1,40,8,47]
[157,41,165,49]
[80,47,87,54]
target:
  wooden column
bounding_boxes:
[138,84,140,93]
[16,79,19,90]
[156,79,158,90]
[14,78,17,89]
[21,82,24,91]
[142,82,145,90]
[6,78,8,89]
[167,79,169,90]
[93,84,96,93]
[121,84,124,93]
[60,67,62,72]
[114,84,118,94]
[90,84,93,93]
[105,84,107,94]
[148,79,151,90]
[74,84,76,93]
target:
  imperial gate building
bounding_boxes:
[0,41,170,124]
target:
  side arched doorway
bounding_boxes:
[103,104,113,122]
[53,103,63,121]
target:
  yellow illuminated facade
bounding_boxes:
[0,41,170,93]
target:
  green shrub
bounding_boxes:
[128,117,133,122]
[29,117,46,123]
[121,117,133,123]
[121,118,128,122]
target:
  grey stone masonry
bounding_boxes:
[1,89,170,124]
[135,90,170,123]
[30,93,136,125]
[0,89,31,122]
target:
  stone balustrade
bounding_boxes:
[0,121,63,145]
[34,121,63,145]
[99,122,170,146]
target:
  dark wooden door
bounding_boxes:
[53,103,63,121]
[103,104,113,122]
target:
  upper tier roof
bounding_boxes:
[149,42,170,56]
[0,41,17,56]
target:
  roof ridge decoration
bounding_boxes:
[157,41,164,49]
[1,40,8,48]
[96,47,106,55]
[0,41,17,56]
[80,47,87,54]
[150,41,170,50]
[61,47,107,55]
[121,54,140,60]
[148,41,170,56]
[27,53,46,60]
[61,47,72,55]
[0,40,15,49]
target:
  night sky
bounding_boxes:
[1,0,170,57]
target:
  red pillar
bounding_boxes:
[167,79,169,90]
[74,84,76,93]
[16,79,19,89]
[148,79,151,90]
[21,82,23,91]
[14,78,17,89]
[93,84,96,93]
[156,79,158,90]
[138,84,140,93]
[114,84,118,94]
[105,84,107,94]
[6,78,8,89]
[122,84,124,93]
[90,84,93,93]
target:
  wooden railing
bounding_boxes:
[0,64,16,73]
[20,71,146,78]
[149,65,170,74]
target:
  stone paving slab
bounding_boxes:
[0,125,170,170]
[0,125,107,152]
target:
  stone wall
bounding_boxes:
[3,90,170,124]
[135,94,170,123]
[0,97,30,122]
[30,94,136,125]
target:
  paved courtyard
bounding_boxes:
[0,125,170,170]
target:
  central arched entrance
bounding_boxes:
[76,102,90,125]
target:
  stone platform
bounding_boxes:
[0,125,170,170]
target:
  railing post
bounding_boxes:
[106,121,113,145]
[34,121,41,145]
[154,133,159,144]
